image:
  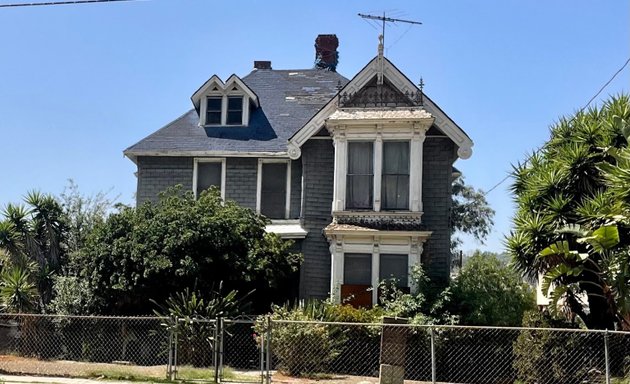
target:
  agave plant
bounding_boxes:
[0,266,38,313]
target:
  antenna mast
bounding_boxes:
[358,12,422,47]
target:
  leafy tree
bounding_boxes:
[438,251,535,326]
[506,94,630,329]
[71,186,302,315]
[59,179,116,253]
[451,176,495,251]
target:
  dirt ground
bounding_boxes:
[0,355,428,384]
[0,355,166,379]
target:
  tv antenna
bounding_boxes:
[358,12,422,47]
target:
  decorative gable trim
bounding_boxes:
[287,57,474,160]
[191,74,259,112]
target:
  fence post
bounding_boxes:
[266,316,272,384]
[430,326,436,384]
[604,330,610,384]
[173,316,179,380]
[167,317,174,380]
[214,318,220,383]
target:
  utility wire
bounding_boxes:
[0,0,141,8]
[484,56,630,195]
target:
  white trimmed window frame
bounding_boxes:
[256,158,292,220]
[192,158,226,200]
[200,93,249,126]
[331,240,418,305]
[334,126,425,213]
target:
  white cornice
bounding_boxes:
[124,150,288,162]
[287,56,474,160]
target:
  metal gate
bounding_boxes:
[168,317,266,383]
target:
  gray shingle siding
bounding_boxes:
[224,158,258,210]
[136,156,193,205]
[299,139,334,300]
[421,137,456,284]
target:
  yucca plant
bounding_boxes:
[0,266,38,313]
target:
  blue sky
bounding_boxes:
[0,0,628,253]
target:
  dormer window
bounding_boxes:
[206,97,222,125]
[192,75,260,128]
[226,96,243,125]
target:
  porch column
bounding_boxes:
[332,129,347,212]
[371,241,380,306]
[329,240,344,303]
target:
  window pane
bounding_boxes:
[226,111,242,125]
[228,97,243,110]
[206,111,221,125]
[346,142,373,209]
[226,97,243,125]
[344,253,372,285]
[206,97,222,125]
[196,162,222,196]
[382,141,410,210]
[261,162,287,219]
[379,254,408,287]
[207,97,222,111]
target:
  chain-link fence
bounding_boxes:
[266,320,630,384]
[0,314,628,384]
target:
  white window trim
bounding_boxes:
[333,127,425,214]
[256,159,291,220]
[192,158,226,200]
[334,242,412,305]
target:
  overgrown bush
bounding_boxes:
[255,305,339,376]
[513,310,603,384]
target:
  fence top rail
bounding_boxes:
[270,319,630,335]
[0,313,170,321]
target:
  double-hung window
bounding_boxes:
[346,142,374,210]
[226,96,243,125]
[379,253,409,288]
[258,160,291,219]
[381,141,410,210]
[205,97,222,125]
[193,159,225,199]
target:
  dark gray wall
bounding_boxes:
[299,139,335,300]
[136,156,301,219]
[224,158,257,210]
[421,137,456,284]
[136,156,193,205]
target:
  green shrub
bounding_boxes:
[256,305,339,376]
[513,310,602,384]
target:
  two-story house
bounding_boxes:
[124,34,473,307]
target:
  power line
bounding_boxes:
[484,56,630,195]
[0,0,141,8]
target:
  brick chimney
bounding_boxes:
[254,60,272,70]
[314,34,339,72]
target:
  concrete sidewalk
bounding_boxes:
[0,375,156,384]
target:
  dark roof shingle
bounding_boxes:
[125,69,348,158]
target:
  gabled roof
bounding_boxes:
[287,56,474,160]
[124,69,348,162]
[190,74,260,112]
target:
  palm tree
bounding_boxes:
[0,192,67,310]
[506,94,630,329]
